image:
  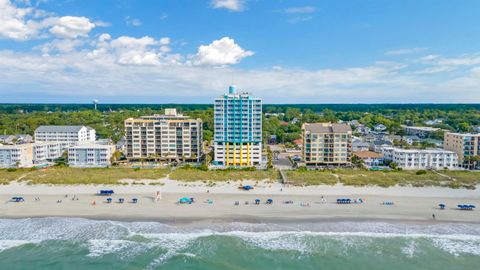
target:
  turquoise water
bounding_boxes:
[0,218,479,270]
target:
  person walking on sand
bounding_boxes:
[432,214,436,220]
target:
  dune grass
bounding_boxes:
[284,170,338,185]
[286,168,480,189]
[21,167,169,185]
[0,168,31,185]
[169,167,280,182]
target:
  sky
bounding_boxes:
[1,0,480,104]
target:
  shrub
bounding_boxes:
[416,170,427,175]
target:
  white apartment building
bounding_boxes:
[213,86,263,167]
[0,142,63,168]
[68,142,116,168]
[402,125,441,138]
[35,126,96,150]
[124,109,202,162]
[382,147,458,170]
[0,144,33,168]
[33,142,63,164]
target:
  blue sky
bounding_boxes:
[1,0,480,103]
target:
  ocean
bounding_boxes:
[0,218,479,270]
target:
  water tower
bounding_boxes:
[93,99,99,110]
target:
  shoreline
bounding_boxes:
[1,180,479,225]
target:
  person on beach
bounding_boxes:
[432,214,436,220]
[92,201,96,206]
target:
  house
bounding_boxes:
[353,151,384,168]
[353,141,370,152]
[370,140,393,153]
[0,134,33,145]
[402,125,441,138]
[293,138,303,148]
[374,124,387,132]
[403,135,421,145]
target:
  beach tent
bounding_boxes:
[11,197,24,202]
[241,185,254,191]
[179,197,192,204]
[99,190,114,196]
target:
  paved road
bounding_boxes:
[268,144,294,169]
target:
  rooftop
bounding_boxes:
[35,126,92,133]
[303,123,352,133]
[353,151,382,159]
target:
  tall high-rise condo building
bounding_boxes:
[213,86,263,167]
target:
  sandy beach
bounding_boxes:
[1,180,479,223]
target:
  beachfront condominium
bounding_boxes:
[301,123,352,167]
[382,147,458,170]
[213,86,263,167]
[124,109,202,162]
[34,125,96,150]
[444,132,480,169]
[0,142,63,168]
[68,142,116,167]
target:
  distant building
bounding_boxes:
[402,126,441,138]
[353,151,384,168]
[424,119,443,125]
[124,109,202,163]
[374,124,387,132]
[352,138,370,152]
[370,140,393,153]
[302,123,352,166]
[382,147,458,170]
[213,86,263,167]
[0,134,33,145]
[403,135,421,145]
[68,142,116,167]
[34,125,96,150]
[444,132,480,169]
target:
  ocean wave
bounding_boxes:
[0,217,479,261]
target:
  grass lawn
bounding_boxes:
[21,167,170,185]
[0,169,31,185]
[169,167,280,182]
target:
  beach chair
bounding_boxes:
[118,198,124,203]
[132,198,138,203]
[439,203,445,210]
[106,198,112,203]
[266,199,273,204]
[255,199,261,205]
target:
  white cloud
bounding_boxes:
[0,0,39,40]
[284,6,316,14]
[385,47,427,56]
[48,16,95,38]
[125,16,142,27]
[192,37,253,66]
[210,0,245,12]
[38,38,84,54]
[437,54,480,66]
